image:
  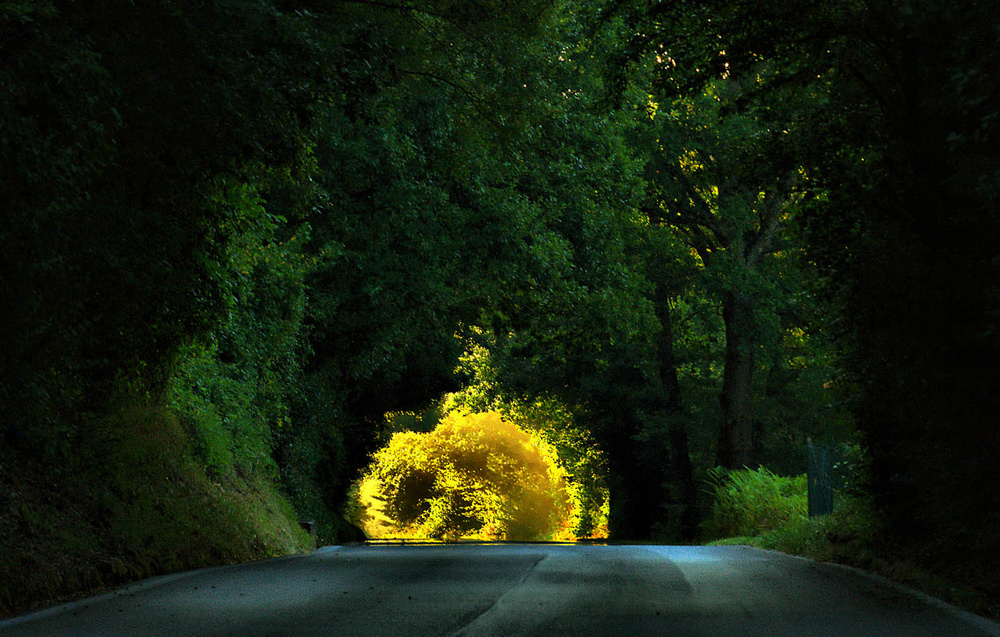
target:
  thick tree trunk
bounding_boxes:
[654,285,698,540]
[667,419,698,539]
[716,290,757,469]
[604,408,665,540]
[606,457,663,540]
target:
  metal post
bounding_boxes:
[807,441,835,517]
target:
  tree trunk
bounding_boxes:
[654,284,698,539]
[606,459,663,540]
[716,290,757,469]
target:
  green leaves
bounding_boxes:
[705,466,807,539]
[0,0,899,553]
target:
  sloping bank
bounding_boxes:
[0,402,358,620]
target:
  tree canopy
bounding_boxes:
[2,0,999,611]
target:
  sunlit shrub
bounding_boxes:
[354,411,577,541]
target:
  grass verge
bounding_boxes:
[708,493,999,620]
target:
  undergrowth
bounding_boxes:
[703,466,808,540]
[704,465,998,620]
[0,401,312,619]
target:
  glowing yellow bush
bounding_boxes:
[354,411,577,541]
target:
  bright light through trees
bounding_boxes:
[350,411,607,541]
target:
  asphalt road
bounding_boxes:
[2,543,998,637]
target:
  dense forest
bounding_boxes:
[2,0,998,618]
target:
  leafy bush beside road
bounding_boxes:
[351,411,600,541]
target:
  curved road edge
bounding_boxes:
[746,546,1000,637]
[0,547,343,631]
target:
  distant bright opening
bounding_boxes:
[349,410,608,542]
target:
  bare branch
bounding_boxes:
[658,162,715,224]
[746,170,798,266]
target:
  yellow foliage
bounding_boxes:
[354,411,580,541]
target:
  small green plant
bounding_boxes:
[704,466,808,539]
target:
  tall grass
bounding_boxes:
[704,464,882,571]
[704,466,808,539]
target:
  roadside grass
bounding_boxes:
[0,402,312,619]
[703,467,998,620]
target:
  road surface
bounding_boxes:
[2,543,997,636]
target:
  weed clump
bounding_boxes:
[704,466,808,540]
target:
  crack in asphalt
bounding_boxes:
[443,553,548,637]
